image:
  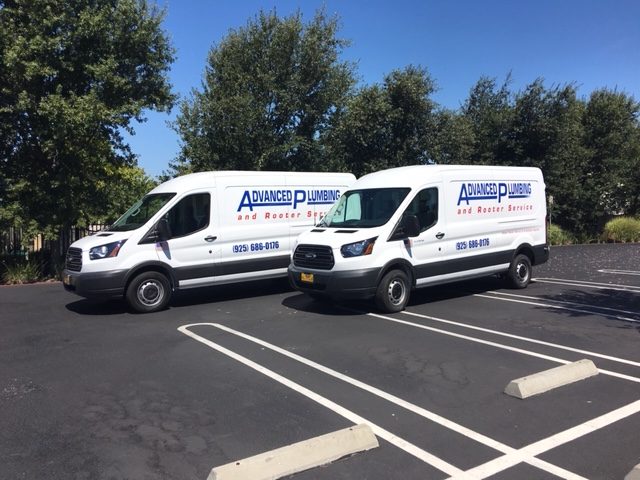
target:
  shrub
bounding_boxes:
[1,259,42,284]
[602,217,640,243]
[548,223,575,245]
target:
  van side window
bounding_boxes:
[165,193,210,238]
[403,187,438,233]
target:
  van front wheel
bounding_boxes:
[375,269,410,313]
[126,271,171,313]
[507,254,531,289]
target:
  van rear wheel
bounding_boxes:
[375,269,410,313]
[507,254,531,289]
[126,271,171,313]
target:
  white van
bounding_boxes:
[288,165,549,312]
[63,171,355,312]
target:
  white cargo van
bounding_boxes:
[63,171,355,312]
[288,165,549,312]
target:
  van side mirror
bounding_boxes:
[140,218,172,244]
[156,218,171,241]
[390,214,420,241]
[402,215,420,237]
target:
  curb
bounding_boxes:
[208,424,379,480]
[625,463,640,480]
[505,359,598,399]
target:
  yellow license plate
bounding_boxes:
[300,272,314,283]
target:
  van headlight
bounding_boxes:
[89,240,127,260]
[340,237,377,258]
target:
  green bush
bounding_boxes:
[548,223,575,245]
[603,217,640,243]
[1,259,42,284]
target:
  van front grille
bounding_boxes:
[293,244,334,270]
[65,247,82,272]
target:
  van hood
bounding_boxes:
[295,227,382,250]
[69,230,131,251]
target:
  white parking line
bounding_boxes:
[486,290,640,318]
[473,293,640,324]
[449,398,640,479]
[534,277,640,293]
[177,324,467,478]
[402,310,640,368]
[361,311,640,384]
[180,323,586,480]
[598,269,640,276]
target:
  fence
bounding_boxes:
[0,224,109,259]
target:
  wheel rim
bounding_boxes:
[387,278,406,306]
[516,262,530,283]
[137,280,164,307]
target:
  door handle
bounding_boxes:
[204,235,217,242]
[435,232,445,239]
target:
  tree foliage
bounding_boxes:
[462,76,513,165]
[327,66,437,177]
[0,0,175,239]
[582,90,640,219]
[173,9,354,174]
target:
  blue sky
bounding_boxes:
[127,0,640,177]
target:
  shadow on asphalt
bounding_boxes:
[64,274,640,334]
[526,287,640,331]
[281,292,368,316]
[407,276,506,307]
[65,298,129,315]
[65,277,294,315]
[282,276,506,316]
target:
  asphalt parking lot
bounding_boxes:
[1,243,639,480]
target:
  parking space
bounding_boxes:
[1,244,639,479]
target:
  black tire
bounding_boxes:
[507,254,532,289]
[126,271,171,313]
[375,269,410,313]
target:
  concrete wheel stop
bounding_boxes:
[208,424,379,480]
[504,359,599,399]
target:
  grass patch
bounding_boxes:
[548,223,575,245]
[602,217,640,243]
[1,259,43,284]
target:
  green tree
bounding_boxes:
[0,0,174,242]
[461,75,513,165]
[581,89,640,227]
[431,109,475,165]
[173,9,354,174]
[328,65,437,177]
[508,80,589,235]
[92,165,157,225]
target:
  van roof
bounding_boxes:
[151,170,354,194]
[353,164,542,189]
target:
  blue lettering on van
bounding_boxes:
[237,189,292,211]
[457,182,531,205]
[307,189,340,206]
[293,190,306,209]
[237,189,341,212]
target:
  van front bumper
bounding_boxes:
[62,269,128,299]
[288,265,379,299]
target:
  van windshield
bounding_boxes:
[108,193,176,232]
[318,188,410,228]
